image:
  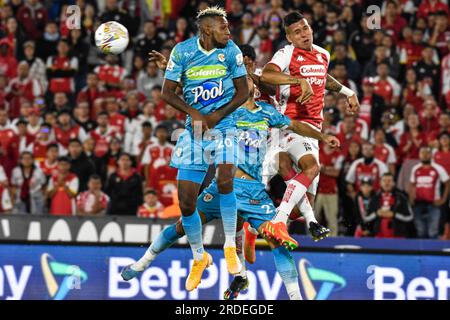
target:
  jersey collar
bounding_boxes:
[197,38,217,56]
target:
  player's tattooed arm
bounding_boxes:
[261,64,313,104]
[161,79,208,131]
[288,120,340,148]
[326,74,360,114]
[205,75,249,128]
[325,74,343,92]
[249,73,276,96]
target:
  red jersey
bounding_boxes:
[149,165,177,206]
[76,191,109,214]
[433,150,450,175]
[410,163,449,203]
[0,184,13,212]
[376,192,396,238]
[374,143,397,165]
[268,44,329,129]
[47,56,78,93]
[90,127,120,158]
[0,127,18,177]
[47,172,79,216]
[346,158,389,192]
[137,203,163,218]
[39,159,58,177]
[141,142,174,170]
[317,148,344,194]
[94,64,127,86]
[337,119,369,141]
[359,96,373,129]
[108,112,127,135]
[31,140,54,163]
[373,77,401,104]
[54,125,85,149]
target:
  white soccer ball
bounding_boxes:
[95,21,129,55]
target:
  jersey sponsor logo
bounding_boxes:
[299,64,326,77]
[238,130,265,152]
[297,56,305,62]
[192,80,224,106]
[186,65,227,80]
[303,142,312,151]
[218,53,225,62]
[306,76,325,86]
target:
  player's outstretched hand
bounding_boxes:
[323,134,340,148]
[148,50,167,70]
[296,79,314,104]
[346,94,360,114]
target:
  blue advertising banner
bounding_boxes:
[0,244,449,300]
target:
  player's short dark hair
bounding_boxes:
[142,121,152,128]
[283,11,305,28]
[239,44,256,61]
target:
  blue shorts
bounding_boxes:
[197,178,276,230]
[170,129,238,173]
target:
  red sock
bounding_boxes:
[281,168,297,182]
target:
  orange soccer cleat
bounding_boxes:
[185,252,213,291]
[262,221,299,250]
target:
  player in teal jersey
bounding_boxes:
[159,6,249,291]
[121,75,340,299]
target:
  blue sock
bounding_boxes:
[134,224,183,271]
[149,224,182,255]
[220,190,237,247]
[182,210,205,261]
[272,246,302,300]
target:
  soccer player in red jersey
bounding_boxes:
[259,11,360,248]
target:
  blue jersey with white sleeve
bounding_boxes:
[164,36,247,132]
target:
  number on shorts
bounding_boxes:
[261,204,273,214]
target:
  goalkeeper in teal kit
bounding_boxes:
[152,6,249,292]
[121,75,341,299]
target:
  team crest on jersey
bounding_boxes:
[203,193,213,202]
[236,53,243,66]
[176,147,182,157]
[218,53,225,62]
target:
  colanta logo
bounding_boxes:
[186,65,227,80]
[298,258,346,300]
[41,253,88,300]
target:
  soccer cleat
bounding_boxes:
[121,264,142,281]
[224,247,242,275]
[185,252,213,292]
[262,221,299,250]
[223,276,249,300]
[309,222,331,242]
[244,223,257,264]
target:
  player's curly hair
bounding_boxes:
[196,6,227,21]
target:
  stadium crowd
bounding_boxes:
[0,0,449,240]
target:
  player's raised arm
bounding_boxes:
[325,74,360,114]
[287,120,340,148]
[261,63,313,104]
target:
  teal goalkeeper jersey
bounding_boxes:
[234,101,291,182]
[164,36,247,132]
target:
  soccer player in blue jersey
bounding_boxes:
[121,76,340,299]
[159,6,249,291]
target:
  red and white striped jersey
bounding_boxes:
[410,163,449,203]
[345,158,389,192]
[76,191,109,214]
[374,143,397,165]
[267,43,330,129]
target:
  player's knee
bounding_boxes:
[303,162,320,179]
[216,172,234,193]
[178,196,197,215]
[278,153,293,176]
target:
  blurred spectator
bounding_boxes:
[346,142,389,197]
[142,124,173,183]
[428,10,450,57]
[73,102,96,133]
[0,180,13,213]
[27,122,54,164]
[134,20,164,60]
[359,77,386,130]
[410,146,450,238]
[38,142,58,178]
[367,173,414,238]
[373,62,401,107]
[0,16,25,61]
[373,128,397,175]
[329,44,360,82]
[381,0,408,42]
[349,15,375,68]
[99,0,137,37]
[160,104,184,139]
[0,109,18,178]
[11,150,45,214]
[76,174,109,216]
[137,61,163,98]
[94,54,126,92]
[433,132,450,175]
[353,177,375,237]
[46,156,79,216]
[413,45,440,97]
[106,152,143,216]
[137,188,164,218]
[46,39,78,97]
[36,21,58,61]
[0,38,18,80]
[67,139,95,192]
[16,0,48,41]
[315,141,344,236]
[54,109,87,152]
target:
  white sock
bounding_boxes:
[274,179,308,224]
[236,228,247,278]
[286,282,303,300]
[297,195,317,226]
[132,248,157,271]
[224,235,236,248]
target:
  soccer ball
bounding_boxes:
[95,21,129,55]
